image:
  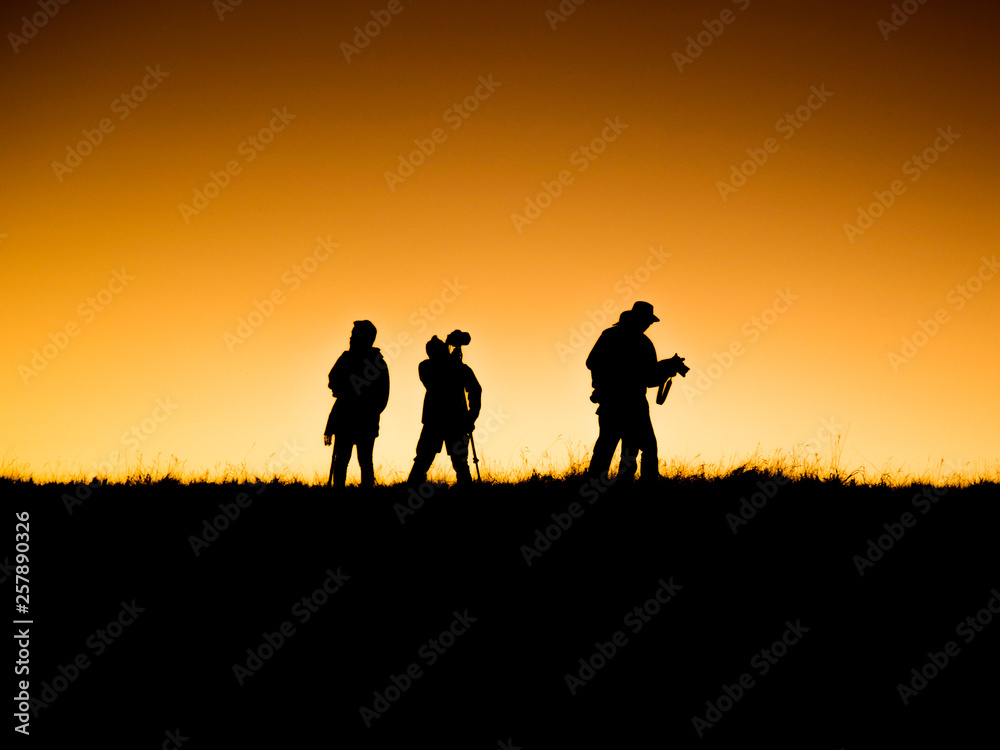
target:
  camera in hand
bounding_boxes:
[656,354,689,405]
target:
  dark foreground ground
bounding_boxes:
[6,473,1000,747]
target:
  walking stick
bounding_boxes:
[328,445,335,486]
[469,431,481,482]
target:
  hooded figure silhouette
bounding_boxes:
[324,320,390,489]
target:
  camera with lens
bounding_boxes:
[445,330,471,348]
[660,354,689,379]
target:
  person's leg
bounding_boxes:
[618,439,638,482]
[332,435,354,489]
[445,433,473,485]
[588,410,622,480]
[407,426,442,485]
[619,405,655,483]
[635,410,659,482]
[356,435,376,488]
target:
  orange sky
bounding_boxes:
[2,0,998,482]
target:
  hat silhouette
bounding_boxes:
[630,301,659,324]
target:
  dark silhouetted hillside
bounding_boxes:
[8,473,999,747]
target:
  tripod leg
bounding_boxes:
[469,433,481,482]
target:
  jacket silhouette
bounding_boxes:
[587,302,662,482]
[324,320,389,488]
[407,335,481,485]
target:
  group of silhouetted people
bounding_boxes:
[322,301,687,489]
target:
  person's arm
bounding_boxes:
[585,331,608,374]
[464,367,482,428]
[375,353,390,414]
[328,353,349,398]
[642,338,660,388]
[586,330,613,392]
[323,405,335,445]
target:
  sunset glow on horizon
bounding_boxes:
[3,0,998,483]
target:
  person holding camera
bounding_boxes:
[406,330,482,486]
[586,301,686,483]
[323,320,390,489]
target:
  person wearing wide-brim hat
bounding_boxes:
[585,301,662,483]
